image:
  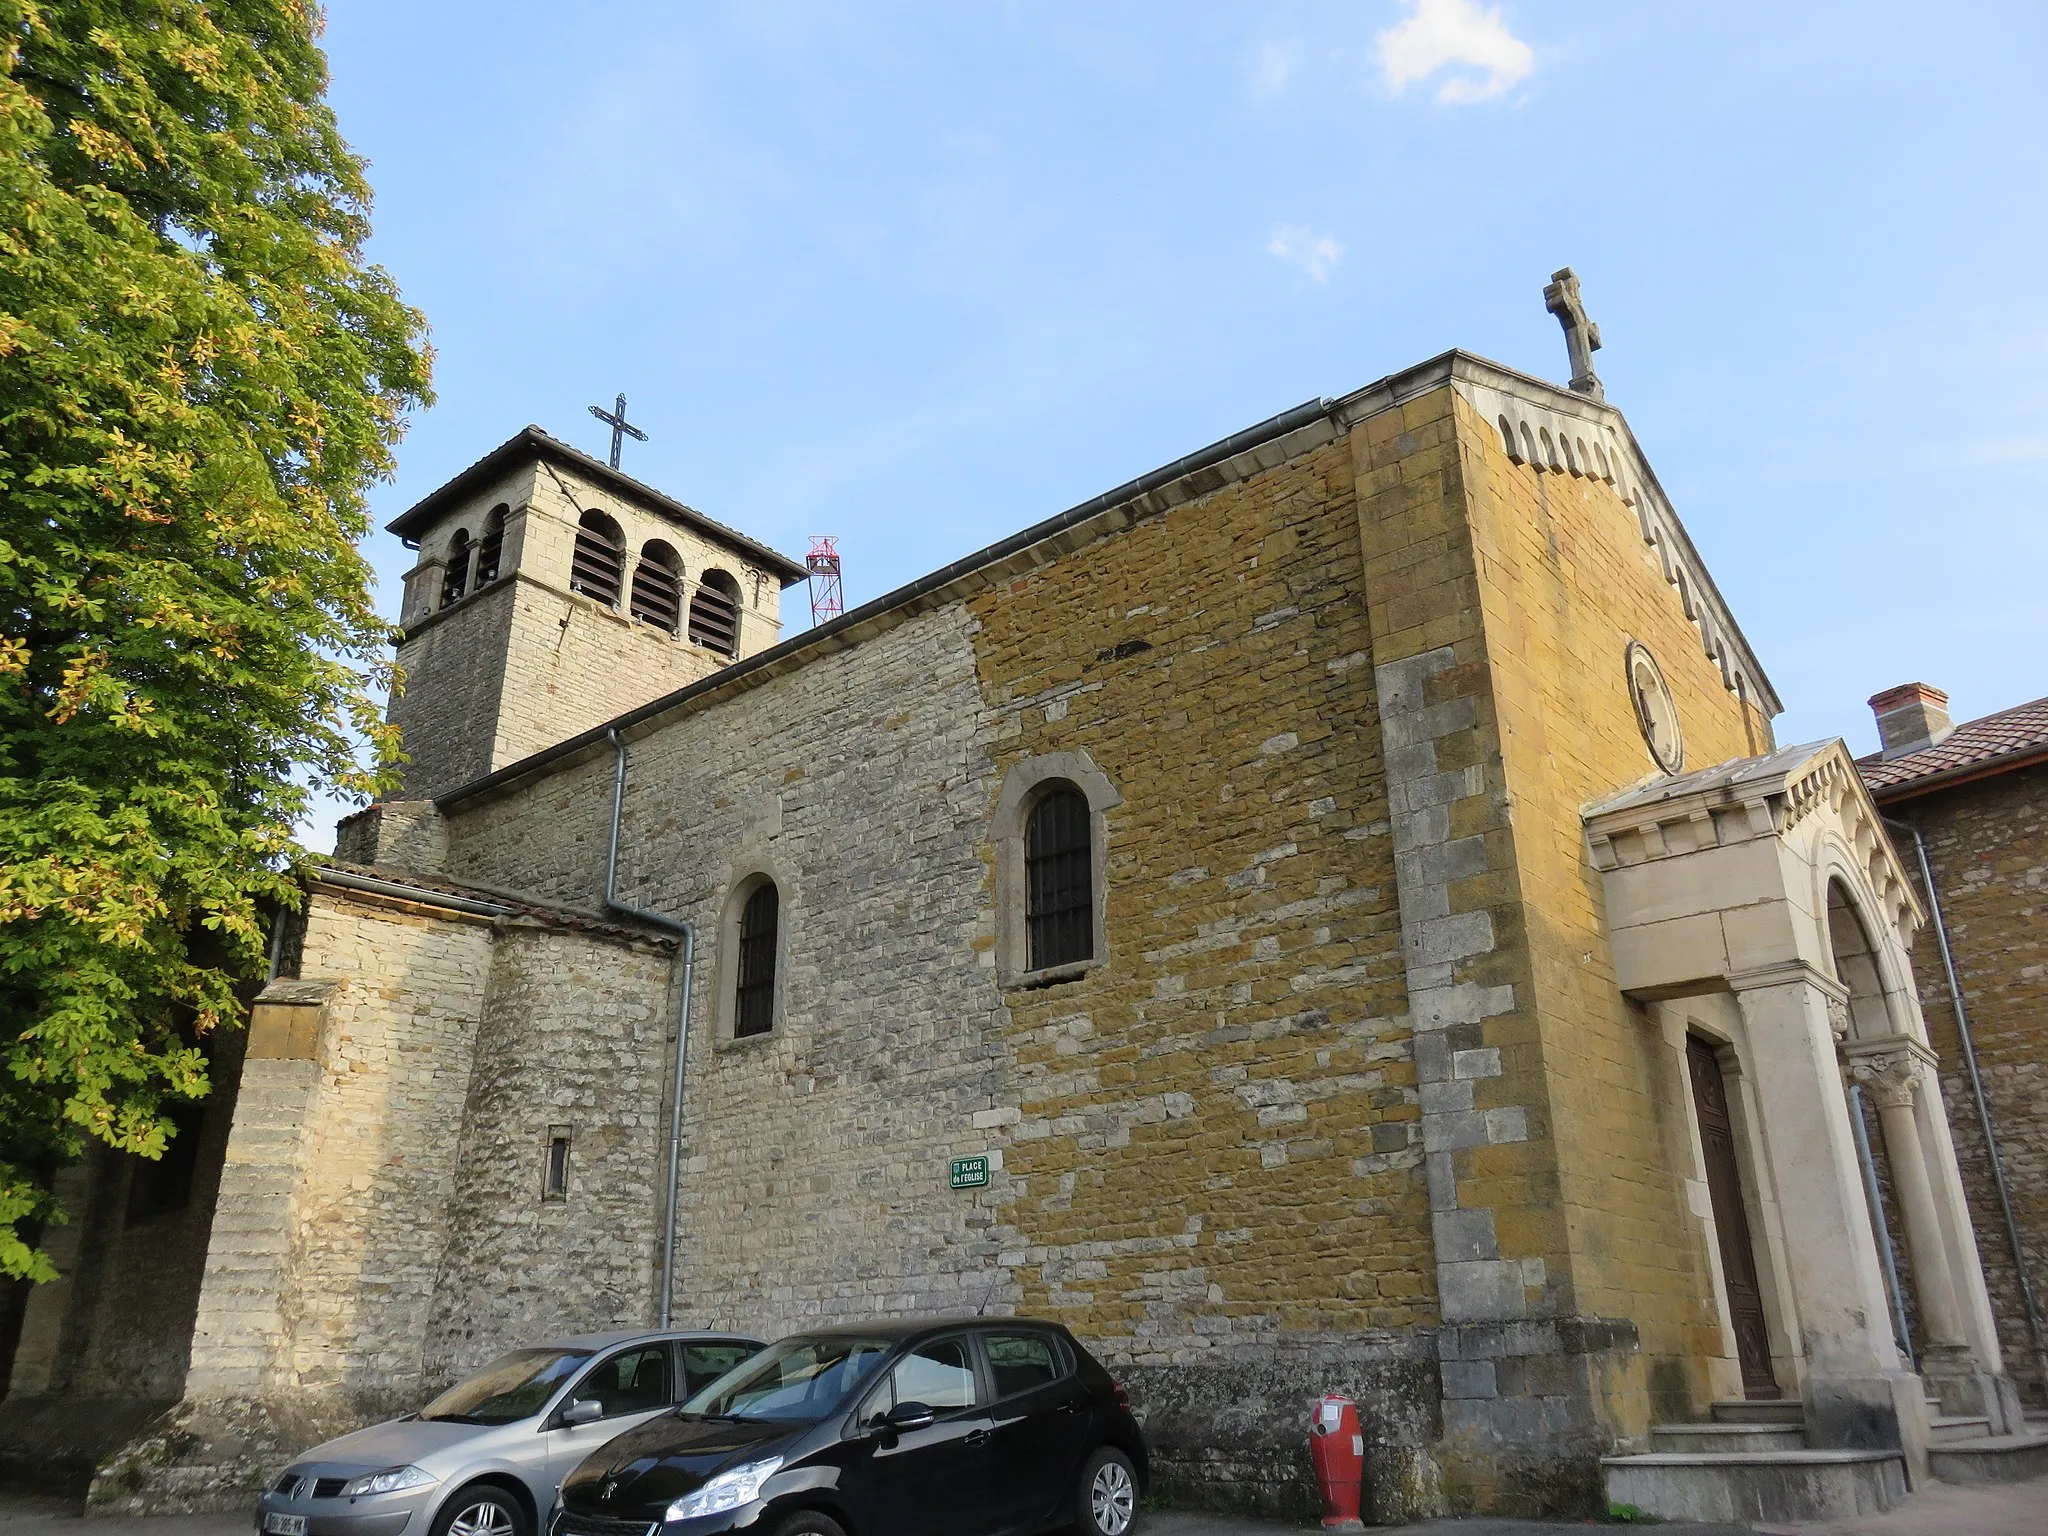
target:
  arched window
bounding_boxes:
[441,528,473,606]
[570,510,625,606]
[1025,787,1093,971]
[688,568,742,657]
[630,541,683,634]
[734,881,779,1038]
[473,504,507,586]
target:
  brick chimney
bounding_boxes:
[1869,682,1956,759]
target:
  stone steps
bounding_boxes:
[1607,1386,2040,1518]
[1603,1447,1907,1524]
[1708,1397,1804,1425]
[1929,1413,1993,1444]
[1650,1422,1806,1454]
[1926,1432,2048,1484]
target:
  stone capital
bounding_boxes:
[1849,1050,1920,1110]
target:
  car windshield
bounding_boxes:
[682,1334,893,1423]
[419,1348,593,1424]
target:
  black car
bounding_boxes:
[553,1317,1148,1536]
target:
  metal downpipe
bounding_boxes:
[1886,812,2048,1397]
[606,727,695,1330]
[1849,1080,1916,1370]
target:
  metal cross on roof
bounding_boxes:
[1542,267,1604,401]
[587,393,649,470]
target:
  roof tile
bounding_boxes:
[1856,695,2048,795]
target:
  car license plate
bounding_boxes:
[263,1514,307,1535]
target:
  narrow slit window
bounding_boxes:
[474,505,507,586]
[543,1130,571,1200]
[570,511,625,605]
[688,570,742,657]
[630,541,683,633]
[441,528,472,606]
[734,882,779,1038]
[1026,787,1093,971]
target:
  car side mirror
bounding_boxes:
[559,1399,604,1427]
[884,1400,936,1433]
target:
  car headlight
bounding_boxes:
[665,1456,783,1521]
[339,1466,438,1498]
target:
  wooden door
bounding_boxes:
[1687,1035,1781,1399]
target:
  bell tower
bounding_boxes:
[381,427,810,799]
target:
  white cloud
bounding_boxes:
[1958,435,2048,465]
[1250,39,1303,99]
[1267,224,1344,282]
[1375,0,1535,104]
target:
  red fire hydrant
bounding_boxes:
[1308,1394,1366,1531]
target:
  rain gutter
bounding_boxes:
[604,727,696,1330]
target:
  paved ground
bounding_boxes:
[1750,1477,2048,1536]
[1144,1479,2047,1535]
[1143,1516,1750,1535]
[0,1486,2037,1535]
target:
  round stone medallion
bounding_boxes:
[1627,640,1684,775]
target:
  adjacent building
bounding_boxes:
[1860,684,2048,1406]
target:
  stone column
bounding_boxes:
[1730,964,1929,1482]
[1847,1038,2016,1428]
[1851,1051,1967,1349]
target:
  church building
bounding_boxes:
[21,281,2038,1522]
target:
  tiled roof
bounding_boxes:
[1856,695,2048,797]
[384,425,811,583]
[310,861,679,946]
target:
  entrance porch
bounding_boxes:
[1582,742,2038,1519]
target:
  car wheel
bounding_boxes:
[771,1513,846,1536]
[1075,1446,1138,1536]
[431,1485,528,1536]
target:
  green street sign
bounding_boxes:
[949,1155,991,1190]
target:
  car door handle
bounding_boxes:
[1057,1399,1083,1414]
[964,1428,991,1447]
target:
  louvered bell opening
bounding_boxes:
[474,517,505,586]
[688,583,741,656]
[630,562,681,633]
[570,527,624,605]
[441,534,471,606]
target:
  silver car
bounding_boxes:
[255,1331,763,1536]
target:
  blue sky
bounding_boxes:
[310,0,2047,847]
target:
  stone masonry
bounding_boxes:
[1877,759,2048,1402]
[89,349,1833,1522]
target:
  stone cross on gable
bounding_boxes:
[1543,267,1604,401]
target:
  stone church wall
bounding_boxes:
[1458,389,1779,1467]
[389,578,516,798]
[441,428,1447,1517]
[423,925,678,1374]
[1335,383,1783,1509]
[109,361,1796,1521]
[483,575,720,789]
[7,1022,247,1406]
[185,890,496,1411]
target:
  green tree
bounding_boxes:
[0,0,430,1278]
